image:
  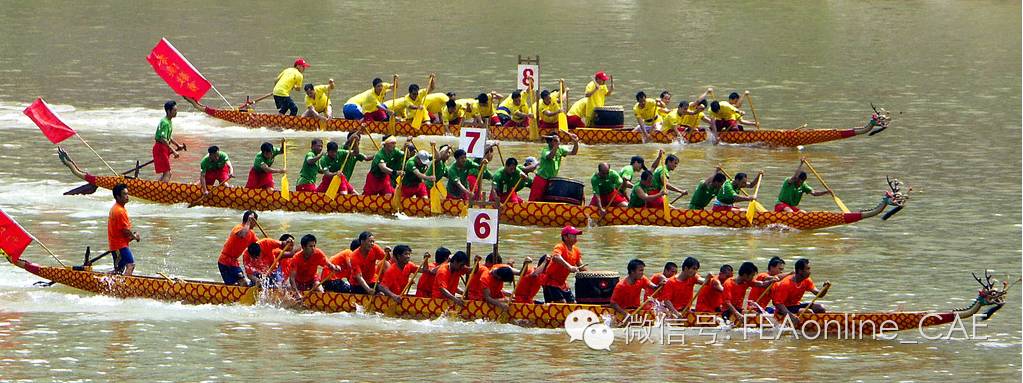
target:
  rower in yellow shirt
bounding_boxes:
[248,58,310,116]
[566,97,589,129]
[441,99,466,128]
[536,89,564,130]
[656,91,673,121]
[709,92,755,132]
[632,91,662,134]
[423,92,453,124]
[342,77,393,122]
[386,74,435,121]
[302,79,335,120]
[463,92,502,127]
[496,90,532,127]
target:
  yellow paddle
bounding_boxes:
[503,174,525,204]
[660,169,670,221]
[802,159,849,213]
[412,97,427,130]
[391,141,412,213]
[280,139,291,201]
[557,79,568,132]
[527,78,540,141]
[429,143,445,213]
[745,90,761,129]
[718,167,768,213]
[325,135,358,200]
[388,75,398,136]
[746,172,763,225]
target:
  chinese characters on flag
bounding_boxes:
[146,38,211,100]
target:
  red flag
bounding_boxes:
[146,38,212,100]
[0,209,33,263]
[23,98,76,144]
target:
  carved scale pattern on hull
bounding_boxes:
[203,107,856,147]
[92,177,863,230]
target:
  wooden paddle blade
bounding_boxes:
[528,119,540,141]
[388,116,397,136]
[558,113,568,131]
[391,178,403,213]
[325,175,342,200]
[281,176,291,200]
[430,186,443,213]
[833,195,850,213]
[63,183,98,195]
[412,108,426,129]
[746,203,756,225]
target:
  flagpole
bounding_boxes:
[209,83,233,109]
[29,236,67,267]
[75,134,118,175]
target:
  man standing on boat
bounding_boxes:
[302,79,335,120]
[295,139,325,192]
[527,134,579,202]
[541,226,587,303]
[245,141,286,189]
[153,100,182,182]
[343,77,393,122]
[583,71,613,126]
[217,211,259,286]
[775,159,830,212]
[199,145,233,195]
[249,58,309,115]
[590,163,627,213]
[773,258,830,324]
[107,183,140,276]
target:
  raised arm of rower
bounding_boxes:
[567,134,580,155]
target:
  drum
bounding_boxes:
[593,105,624,128]
[543,177,584,205]
[575,271,620,304]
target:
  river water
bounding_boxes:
[0,1,1019,381]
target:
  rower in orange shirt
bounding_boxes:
[466,253,503,299]
[107,184,140,276]
[542,226,588,303]
[695,265,733,313]
[512,255,548,304]
[415,247,451,298]
[431,251,471,306]
[469,264,517,311]
[654,256,705,316]
[242,234,295,285]
[320,240,359,293]
[650,261,678,285]
[722,262,760,321]
[217,210,259,286]
[378,245,422,303]
[609,259,663,316]
[773,258,829,324]
[348,231,389,294]
[287,234,342,292]
[747,256,788,311]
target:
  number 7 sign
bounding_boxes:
[459,127,487,159]
[467,208,499,244]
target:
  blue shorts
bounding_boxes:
[542,285,576,304]
[114,247,134,272]
[342,103,363,120]
[218,263,245,285]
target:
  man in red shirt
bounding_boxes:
[378,245,422,303]
[722,261,761,320]
[695,264,734,313]
[107,184,140,275]
[655,256,705,317]
[650,261,678,285]
[748,256,788,311]
[542,226,588,303]
[773,258,829,324]
[321,240,358,293]
[217,210,259,286]
[512,255,547,304]
[415,247,451,298]
[288,234,342,292]
[469,264,516,311]
[609,259,662,316]
[431,251,470,306]
[242,234,295,285]
[349,231,389,294]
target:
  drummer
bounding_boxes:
[496,90,532,127]
[590,163,627,212]
[245,141,286,189]
[527,133,580,202]
[584,71,614,126]
[342,77,393,122]
[542,225,588,303]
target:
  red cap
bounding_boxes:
[294,58,310,68]
[594,71,609,81]
[561,225,583,236]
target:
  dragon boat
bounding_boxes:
[192,103,892,147]
[6,252,1008,332]
[60,148,909,230]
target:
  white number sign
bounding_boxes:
[459,127,487,159]
[516,64,539,91]
[467,208,499,244]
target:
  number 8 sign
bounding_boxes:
[459,127,487,159]
[467,208,498,244]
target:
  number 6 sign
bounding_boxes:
[459,127,487,159]
[467,208,499,244]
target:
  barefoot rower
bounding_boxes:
[463,92,502,127]
[400,151,434,199]
[249,58,309,115]
[541,226,587,303]
[444,149,483,200]
[217,210,259,286]
[296,139,325,192]
[527,134,579,202]
[609,259,662,316]
[590,163,627,212]
[199,146,233,195]
[688,171,727,210]
[319,133,372,195]
[650,261,678,285]
[245,141,285,189]
[288,234,341,292]
[107,183,140,276]
[422,92,453,124]
[775,159,830,212]
[343,77,393,122]
[153,100,182,182]
[302,79,335,120]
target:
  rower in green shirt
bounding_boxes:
[590,163,627,211]
[491,157,533,203]
[446,149,483,200]
[336,132,372,183]
[364,136,408,196]
[399,151,435,198]
[775,159,830,212]
[316,141,358,195]
[713,171,761,212]
[650,154,688,204]
[688,171,726,210]
[295,139,326,192]
[528,133,579,202]
[199,145,233,195]
[425,144,451,190]
[628,170,666,208]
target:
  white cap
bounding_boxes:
[524,156,537,166]
[416,150,431,166]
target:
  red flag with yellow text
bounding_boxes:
[23,98,76,144]
[146,38,212,100]
[0,209,33,263]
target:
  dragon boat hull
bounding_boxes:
[202,107,862,147]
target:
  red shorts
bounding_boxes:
[448,175,482,200]
[774,202,800,212]
[316,174,355,195]
[646,196,664,209]
[400,183,428,198]
[503,117,531,128]
[245,168,275,189]
[712,204,734,212]
[566,115,585,129]
[488,116,501,125]
[590,190,628,207]
[363,173,394,196]
[538,120,558,130]
[295,183,316,192]
[490,190,523,204]
[715,119,739,131]
[152,142,171,173]
[203,167,229,185]
[527,175,549,201]
[363,109,388,122]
